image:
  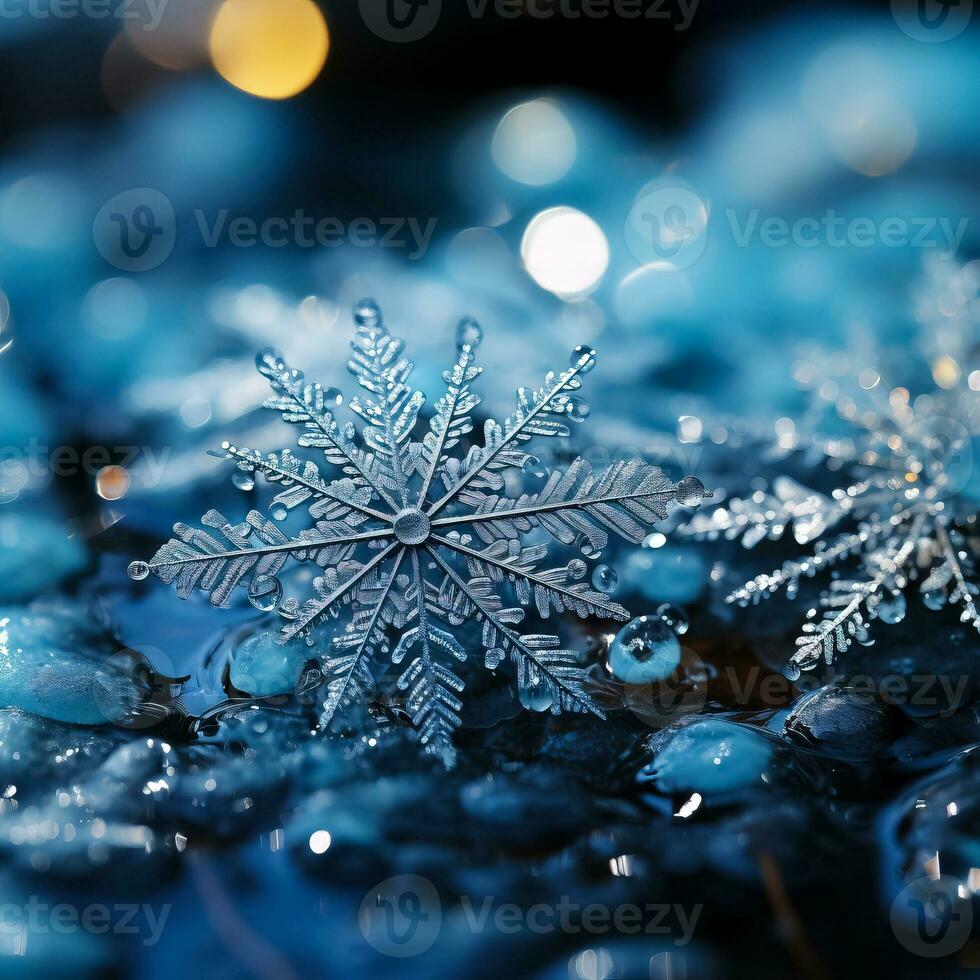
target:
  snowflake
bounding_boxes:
[129,300,708,762]
[682,262,979,680]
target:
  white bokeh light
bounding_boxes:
[492,99,577,186]
[521,207,609,298]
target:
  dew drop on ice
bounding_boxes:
[608,616,681,683]
[566,395,590,422]
[248,575,283,612]
[922,589,947,611]
[519,680,554,712]
[455,317,483,350]
[877,592,907,624]
[675,476,707,508]
[270,504,289,521]
[592,564,618,593]
[232,472,254,492]
[655,602,689,635]
[571,345,596,373]
[127,561,150,581]
[353,298,381,327]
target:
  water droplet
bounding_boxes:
[247,575,283,613]
[784,661,801,681]
[566,558,587,580]
[519,680,554,712]
[232,472,255,492]
[655,602,689,635]
[455,317,483,350]
[854,624,876,646]
[566,395,590,422]
[323,387,343,408]
[279,597,300,620]
[270,504,289,521]
[922,589,947,611]
[522,459,551,493]
[571,344,596,373]
[876,592,907,625]
[127,560,150,581]
[608,616,681,683]
[580,540,601,560]
[675,476,707,508]
[353,298,381,327]
[255,348,284,377]
[592,564,618,593]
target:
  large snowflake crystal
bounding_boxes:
[129,300,706,761]
[683,279,979,679]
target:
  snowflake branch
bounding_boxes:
[320,547,407,726]
[222,444,391,522]
[431,535,630,621]
[426,355,591,518]
[148,526,393,570]
[281,540,402,639]
[257,349,402,513]
[425,546,603,717]
[935,517,980,631]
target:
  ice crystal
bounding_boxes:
[683,260,980,679]
[130,300,706,763]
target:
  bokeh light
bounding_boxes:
[492,99,577,185]
[521,207,609,299]
[210,0,329,100]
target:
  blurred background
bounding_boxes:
[1,0,979,977]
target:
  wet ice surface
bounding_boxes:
[4,546,979,980]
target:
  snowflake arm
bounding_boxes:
[427,349,594,517]
[135,510,392,605]
[431,535,630,621]
[439,457,688,551]
[788,514,923,677]
[346,312,426,506]
[256,347,402,513]
[414,344,483,507]
[426,546,603,717]
[281,540,402,640]
[930,519,980,632]
[320,548,407,726]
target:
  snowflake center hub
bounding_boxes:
[393,508,432,545]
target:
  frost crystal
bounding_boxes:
[131,300,706,763]
[683,260,979,678]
